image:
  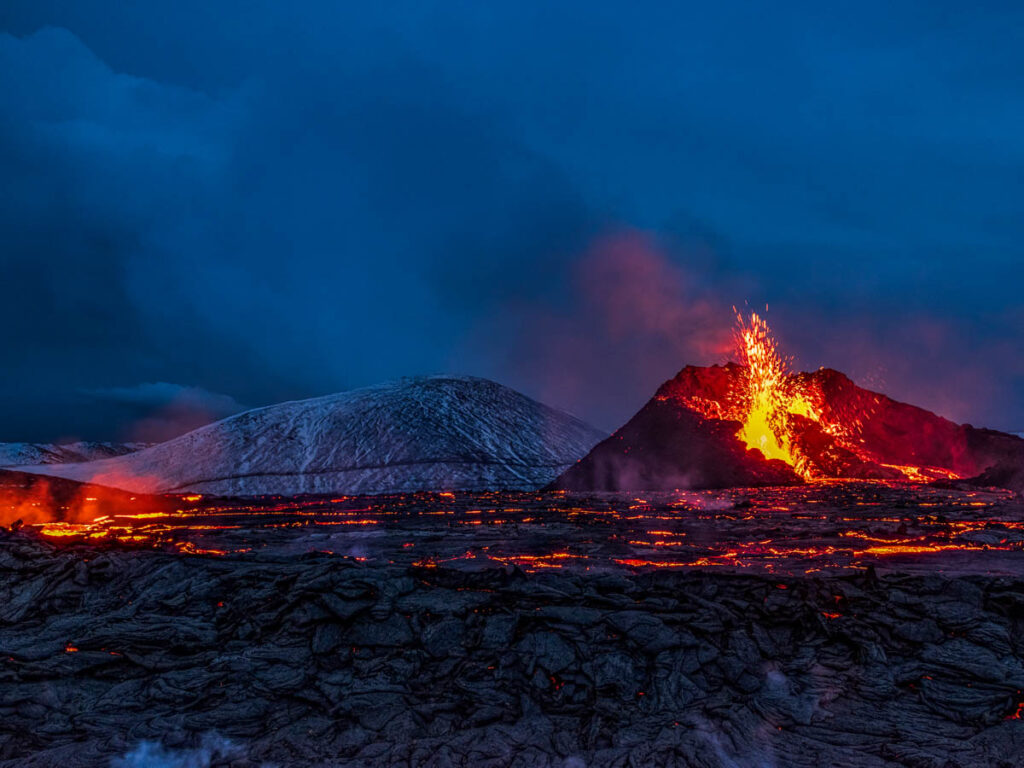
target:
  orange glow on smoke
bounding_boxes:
[1,477,115,527]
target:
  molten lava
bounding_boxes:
[670,310,826,479]
[733,311,818,476]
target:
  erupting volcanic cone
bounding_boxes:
[549,366,803,492]
[550,313,1024,492]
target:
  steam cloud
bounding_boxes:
[83,383,246,443]
[111,733,261,768]
[464,229,734,431]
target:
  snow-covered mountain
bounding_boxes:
[0,441,150,467]
[18,376,605,496]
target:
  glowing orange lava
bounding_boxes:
[734,311,818,476]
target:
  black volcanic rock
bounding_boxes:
[949,459,1024,496]
[4,532,1024,767]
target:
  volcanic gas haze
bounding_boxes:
[550,312,1024,492]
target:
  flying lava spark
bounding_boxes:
[733,310,819,476]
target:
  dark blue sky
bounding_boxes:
[1,1,1022,441]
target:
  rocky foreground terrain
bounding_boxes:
[3,524,1024,767]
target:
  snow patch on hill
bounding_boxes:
[20,376,605,496]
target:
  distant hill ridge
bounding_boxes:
[18,376,605,496]
[0,441,150,467]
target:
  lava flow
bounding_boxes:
[14,484,1024,578]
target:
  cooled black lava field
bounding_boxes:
[4,483,1024,767]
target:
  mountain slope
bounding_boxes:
[551,364,1024,492]
[20,376,605,496]
[549,387,802,492]
[0,441,150,467]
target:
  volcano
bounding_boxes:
[552,314,1024,492]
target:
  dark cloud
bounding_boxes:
[82,383,245,443]
[0,23,601,439]
[84,382,244,412]
[0,3,1022,440]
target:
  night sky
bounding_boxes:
[2,2,1022,442]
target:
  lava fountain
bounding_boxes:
[733,311,818,477]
